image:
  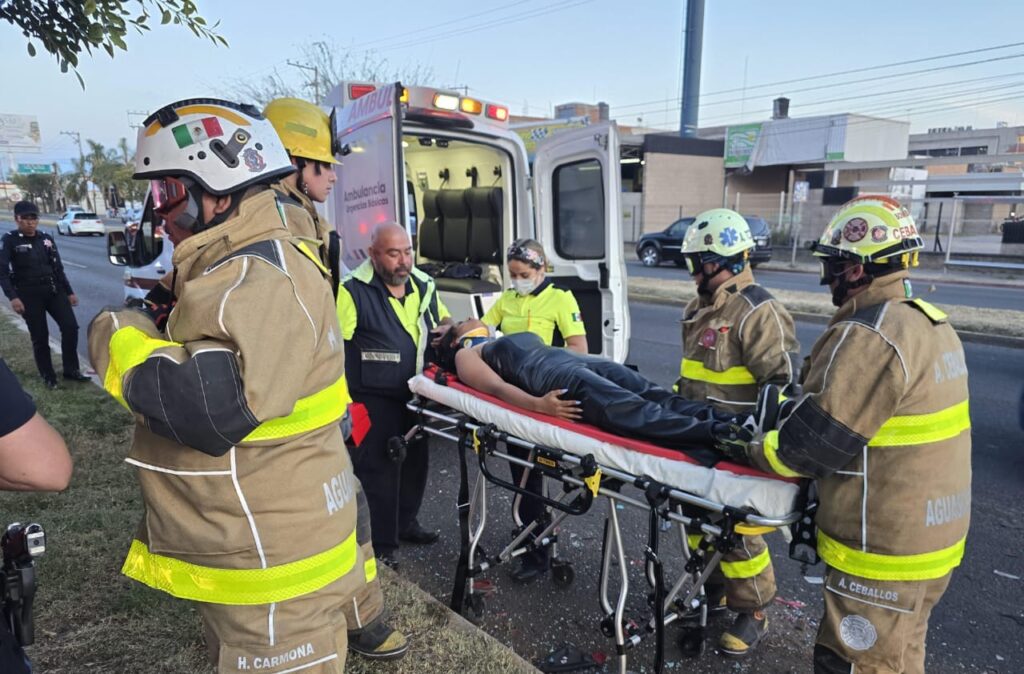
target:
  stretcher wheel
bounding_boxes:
[678,626,706,658]
[600,614,616,638]
[464,593,486,624]
[551,560,575,587]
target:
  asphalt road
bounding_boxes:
[5,218,1022,672]
[625,259,1023,312]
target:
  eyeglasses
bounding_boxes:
[150,177,190,215]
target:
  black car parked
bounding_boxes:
[635,215,773,267]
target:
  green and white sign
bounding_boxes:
[17,163,52,175]
[724,123,762,168]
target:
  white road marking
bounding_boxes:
[64,261,88,269]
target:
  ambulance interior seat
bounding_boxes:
[417,187,503,294]
[418,190,444,261]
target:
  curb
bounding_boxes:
[628,291,1024,349]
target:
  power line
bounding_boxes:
[366,0,594,53]
[345,0,538,50]
[703,40,1024,97]
[696,74,1024,127]
[613,43,1024,112]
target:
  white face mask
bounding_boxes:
[512,278,537,296]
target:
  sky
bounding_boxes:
[2,0,1023,170]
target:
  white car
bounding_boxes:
[56,211,105,236]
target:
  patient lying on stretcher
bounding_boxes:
[433,320,751,466]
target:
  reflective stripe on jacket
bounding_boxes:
[749,272,971,581]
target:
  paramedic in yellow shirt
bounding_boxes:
[482,238,587,583]
[482,238,588,354]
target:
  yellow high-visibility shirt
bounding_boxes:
[482,280,586,345]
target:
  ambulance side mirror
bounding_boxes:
[107,230,128,266]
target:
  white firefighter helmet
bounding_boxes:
[134,99,293,195]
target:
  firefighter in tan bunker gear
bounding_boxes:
[675,208,800,656]
[746,196,971,674]
[264,96,407,661]
[88,99,372,674]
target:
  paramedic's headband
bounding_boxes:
[507,242,545,269]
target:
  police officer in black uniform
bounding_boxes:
[0,201,90,389]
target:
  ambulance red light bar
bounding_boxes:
[349,84,376,100]
[485,104,509,122]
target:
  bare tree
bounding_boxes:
[228,40,435,107]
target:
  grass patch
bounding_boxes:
[628,276,1024,339]
[0,317,534,673]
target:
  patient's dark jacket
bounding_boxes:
[481,333,727,465]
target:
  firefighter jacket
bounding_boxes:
[0,230,74,299]
[88,188,364,606]
[272,181,341,294]
[676,267,799,414]
[747,271,971,583]
[337,261,449,401]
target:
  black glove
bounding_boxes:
[139,284,176,331]
[712,421,754,464]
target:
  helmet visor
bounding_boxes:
[819,257,849,286]
[150,177,190,215]
[683,253,703,276]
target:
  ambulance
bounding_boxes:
[324,82,630,362]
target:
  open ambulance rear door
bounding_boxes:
[324,82,405,272]
[532,122,630,363]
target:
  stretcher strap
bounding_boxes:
[450,428,473,613]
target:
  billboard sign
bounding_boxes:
[725,123,762,168]
[0,114,42,151]
[17,163,52,175]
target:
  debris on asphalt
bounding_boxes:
[993,569,1020,580]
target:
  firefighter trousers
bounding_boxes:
[17,284,80,380]
[349,394,429,556]
[342,480,385,633]
[813,567,953,674]
[687,530,777,612]
[199,575,352,674]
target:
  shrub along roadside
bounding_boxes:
[0,316,535,673]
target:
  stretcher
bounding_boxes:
[403,367,814,673]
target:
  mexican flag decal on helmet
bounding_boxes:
[172,117,224,148]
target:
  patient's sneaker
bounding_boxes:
[718,610,768,657]
[349,615,409,660]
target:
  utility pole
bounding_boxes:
[60,130,91,211]
[679,0,705,138]
[287,60,320,103]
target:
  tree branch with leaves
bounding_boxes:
[1,0,227,87]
